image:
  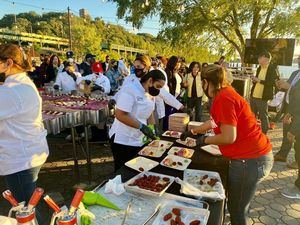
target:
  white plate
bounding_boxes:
[201,145,222,156]
[162,130,182,139]
[124,171,175,197]
[125,156,159,172]
[138,146,167,158]
[152,202,210,225]
[148,140,173,149]
[160,155,191,171]
[176,137,196,147]
[168,147,194,158]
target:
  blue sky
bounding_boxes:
[0,0,161,35]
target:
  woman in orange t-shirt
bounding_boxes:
[180,65,273,225]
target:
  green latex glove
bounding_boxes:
[142,124,160,144]
[82,191,121,211]
[78,202,94,225]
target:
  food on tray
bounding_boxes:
[140,147,155,156]
[172,208,181,216]
[149,140,172,148]
[163,213,172,221]
[138,146,166,158]
[168,147,194,158]
[176,138,196,147]
[190,220,201,225]
[138,167,144,172]
[161,155,191,171]
[171,219,176,225]
[128,175,170,192]
[199,175,219,187]
[164,131,182,138]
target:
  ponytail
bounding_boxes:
[201,65,230,93]
[0,44,32,72]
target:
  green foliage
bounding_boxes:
[110,0,299,63]
[0,10,218,63]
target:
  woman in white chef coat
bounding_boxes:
[77,62,111,94]
[109,69,166,171]
[0,44,49,203]
[54,61,81,92]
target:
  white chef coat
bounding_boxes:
[77,73,111,94]
[0,73,49,175]
[109,81,155,146]
[54,71,81,91]
[117,73,182,118]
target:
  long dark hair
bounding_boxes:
[140,69,166,84]
[165,56,179,95]
[49,55,61,67]
[188,61,201,74]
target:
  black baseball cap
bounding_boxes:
[85,53,96,59]
[258,51,271,59]
[66,51,74,58]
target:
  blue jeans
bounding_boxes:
[228,151,273,225]
[4,166,42,203]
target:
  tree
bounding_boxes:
[110,0,299,63]
[71,17,102,60]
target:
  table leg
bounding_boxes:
[71,126,80,182]
[84,125,92,184]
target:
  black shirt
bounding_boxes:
[191,75,197,98]
[80,62,92,76]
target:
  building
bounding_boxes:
[79,9,89,19]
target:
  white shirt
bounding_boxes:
[174,72,182,98]
[77,73,111,94]
[54,71,82,91]
[0,73,49,175]
[109,81,155,146]
[119,74,182,114]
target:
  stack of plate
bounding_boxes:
[188,121,204,131]
[168,113,190,132]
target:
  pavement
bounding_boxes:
[0,123,299,225]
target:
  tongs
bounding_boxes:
[142,203,161,225]
[121,198,133,225]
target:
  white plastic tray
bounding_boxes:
[148,140,173,149]
[160,155,191,171]
[124,171,175,197]
[138,146,167,158]
[162,130,182,139]
[125,156,159,172]
[201,145,222,156]
[168,147,194,158]
[176,137,196,147]
[183,169,225,200]
[152,201,210,225]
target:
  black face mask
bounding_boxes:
[134,68,146,78]
[0,73,5,82]
[148,86,160,96]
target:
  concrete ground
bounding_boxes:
[0,124,299,225]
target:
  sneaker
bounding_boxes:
[281,186,300,199]
[287,161,298,169]
[274,154,287,162]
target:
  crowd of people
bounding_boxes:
[0,42,300,225]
